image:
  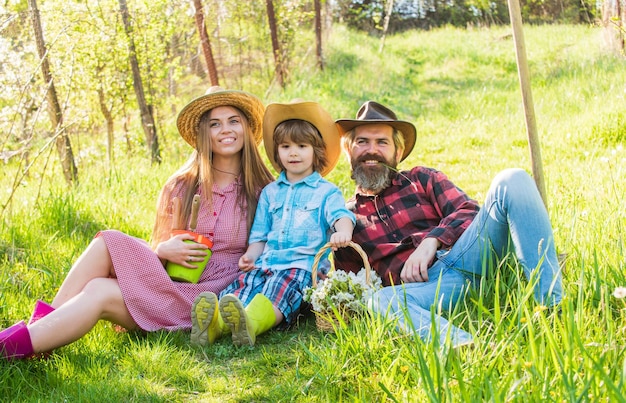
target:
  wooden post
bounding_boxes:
[506,0,548,208]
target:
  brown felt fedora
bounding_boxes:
[335,101,416,161]
[176,86,265,148]
[263,100,341,177]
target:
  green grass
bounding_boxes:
[2,24,626,401]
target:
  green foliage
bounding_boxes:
[1,24,626,401]
[336,0,596,32]
[0,0,328,168]
[591,112,626,147]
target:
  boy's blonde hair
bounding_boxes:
[272,119,328,174]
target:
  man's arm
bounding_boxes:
[418,169,480,248]
[405,168,479,282]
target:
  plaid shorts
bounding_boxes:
[219,267,312,325]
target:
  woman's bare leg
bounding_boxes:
[52,237,116,308]
[28,278,137,353]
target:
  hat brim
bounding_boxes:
[176,90,265,148]
[336,119,416,162]
[263,102,341,177]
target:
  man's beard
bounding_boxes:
[351,154,397,194]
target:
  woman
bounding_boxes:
[0,87,274,359]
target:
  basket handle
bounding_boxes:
[311,241,371,287]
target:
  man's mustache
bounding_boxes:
[355,154,387,164]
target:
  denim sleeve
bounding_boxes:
[248,185,273,244]
[324,185,356,229]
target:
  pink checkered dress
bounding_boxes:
[97,179,247,331]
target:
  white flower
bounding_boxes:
[303,267,382,315]
[613,286,626,299]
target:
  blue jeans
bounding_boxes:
[369,168,564,347]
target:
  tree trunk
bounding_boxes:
[379,0,394,53]
[94,62,115,165]
[314,0,324,70]
[602,0,625,53]
[168,34,179,97]
[27,0,78,185]
[192,0,220,86]
[119,0,161,164]
[265,0,285,88]
[122,105,133,154]
[97,85,115,165]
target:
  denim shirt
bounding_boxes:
[249,171,355,272]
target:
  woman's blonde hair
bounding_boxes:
[151,107,273,248]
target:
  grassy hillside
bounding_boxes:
[1,24,625,401]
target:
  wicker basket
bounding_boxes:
[310,241,372,332]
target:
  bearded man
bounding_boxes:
[333,101,563,348]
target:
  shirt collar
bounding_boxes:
[277,170,322,187]
[212,175,242,195]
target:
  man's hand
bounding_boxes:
[400,237,440,283]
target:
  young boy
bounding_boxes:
[190,100,355,346]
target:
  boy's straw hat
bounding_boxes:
[263,100,341,177]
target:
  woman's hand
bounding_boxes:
[156,232,208,268]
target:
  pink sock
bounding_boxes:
[28,300,55,325]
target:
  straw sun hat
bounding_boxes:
[262,100,341,177]
[335,101,416,162]
[176,86,265,148]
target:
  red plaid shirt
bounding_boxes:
[334,166,480,286]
